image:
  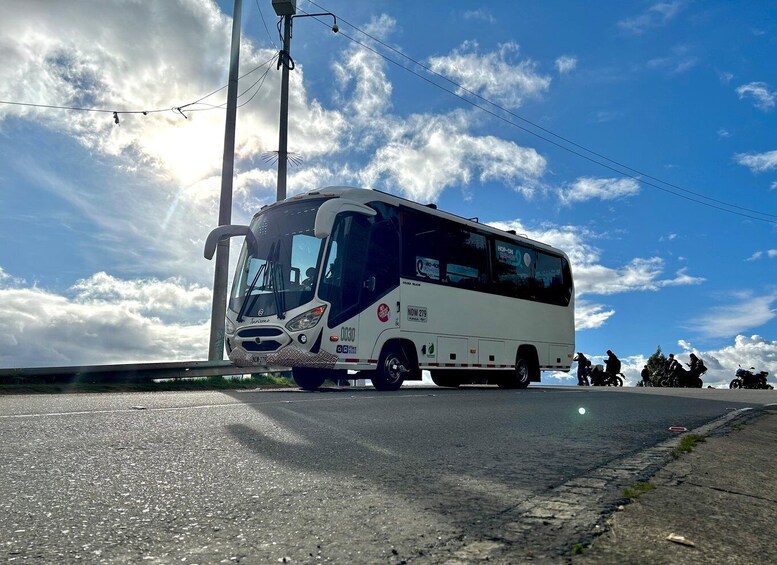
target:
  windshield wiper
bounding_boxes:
[236,262,267,323]
[269,240,286,320]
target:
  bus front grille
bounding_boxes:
[242,340,282,352]
[237,327,283,338]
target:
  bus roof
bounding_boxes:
[256,186,569,259]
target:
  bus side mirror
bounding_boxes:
[204,225,257,260]
[314,199,376,239]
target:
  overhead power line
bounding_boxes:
[255,0,279,49]
[304,1,777,225]
[0,53,279,123]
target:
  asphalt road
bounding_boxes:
[1,386,772,563]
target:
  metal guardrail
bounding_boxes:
[0,360,256,385]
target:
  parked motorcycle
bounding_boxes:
[659,362,704,388]
[589,364,624,387]
[730,366,773,390]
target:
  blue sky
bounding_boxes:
[1,0,775,386]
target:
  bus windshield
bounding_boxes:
[229,199,327,319]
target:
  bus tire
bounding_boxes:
[292,368,325,391]
[372,345,408,391]
[430,371,460,388]
[499,358,531,389]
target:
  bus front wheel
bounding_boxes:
[292,368,325,391]
[372,345,408,391]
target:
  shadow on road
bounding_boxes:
[217,386,759,542]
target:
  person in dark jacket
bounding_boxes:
[574,352,590,386]
[641,365,651,386]
[604,350,621,376]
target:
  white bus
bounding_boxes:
[205,187,574,391]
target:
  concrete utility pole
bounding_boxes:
[208,0,242,361]
[275,3,294,202]
[273,0,337,202]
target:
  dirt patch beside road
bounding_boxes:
[573,408,777,564]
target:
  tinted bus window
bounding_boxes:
[444,226,488,290]
[401,209,442,281]
[493,239,536,299]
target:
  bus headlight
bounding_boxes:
[285,305,327,332]
[225,317,236,335]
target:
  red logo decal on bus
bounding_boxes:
[377,303,390,322]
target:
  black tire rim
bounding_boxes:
[383,354,404,385]
[516,360,530,386]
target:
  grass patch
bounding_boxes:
[0,374,294,395]
[571,543,586,555]
[622,482,656,500]
[671,434,706,459]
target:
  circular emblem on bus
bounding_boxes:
[377,303,390,323]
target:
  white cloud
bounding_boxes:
[675,335,777,388]
[0,270,210,367]
[735,149,777,173]
[0,0,351,286]
[690,292,777,338]
[618,1,686,34]
[747,250,777,261]
[426,41,551,109]
[358,110,547,203]
[646,50,698,75]
[736,82,776,111]
[717,128,730,138]
[559,177,640,204]
[555,56,578,75]
[772,181,777,191]
[575,300,615,330]
[462,9,495,24]
[747,251,764,261]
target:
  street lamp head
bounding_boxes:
[332,22,339,33]
[272,0,296,17]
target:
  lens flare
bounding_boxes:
[578,407,586,415]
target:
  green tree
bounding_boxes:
[645,346,667,385]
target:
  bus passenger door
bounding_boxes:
[357,215,401,361]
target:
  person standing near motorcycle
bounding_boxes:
[574,352,591,386]
[604,350,621,378]
[689,353,706,378]
[665,353,678,375]
[641,365,651,386]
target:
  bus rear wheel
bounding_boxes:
[292,368,325,391]
[499,358,531,389]
[371,345,408,391]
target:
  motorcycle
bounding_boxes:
[730,366,773,390]
[589,364,624,387]
[659,362,704,388]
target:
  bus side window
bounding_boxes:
[401,208,441,281]
[493,239,535,299]
[444,227,488,290]
[534,252,573,305]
